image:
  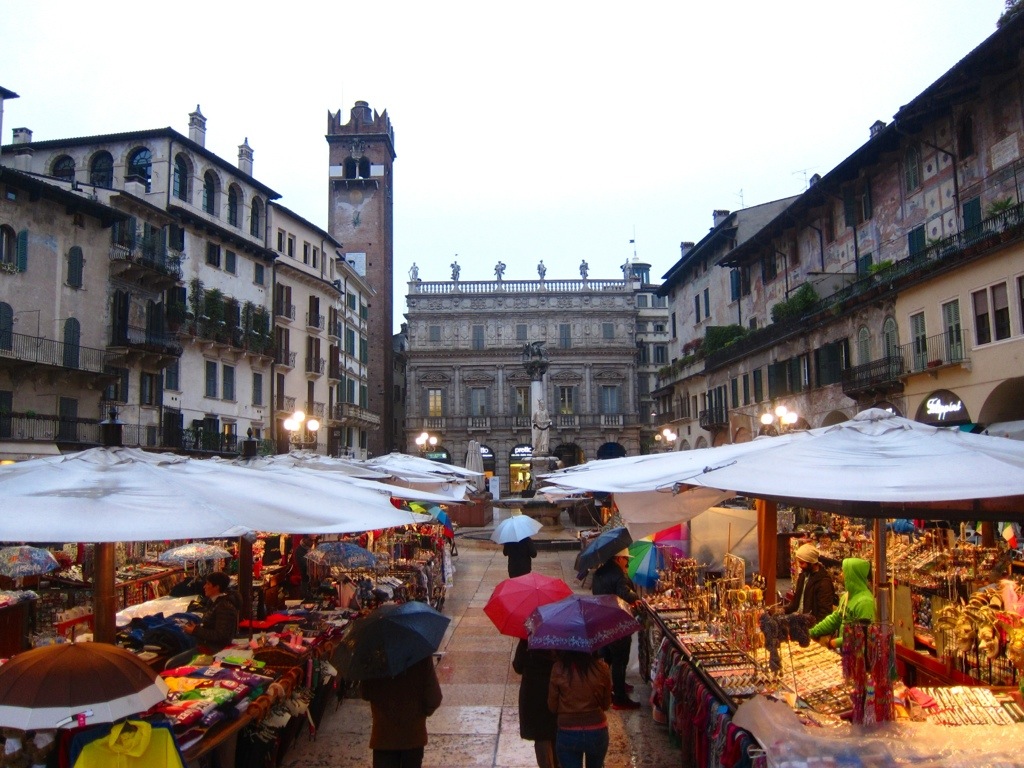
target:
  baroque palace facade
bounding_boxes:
[654,13,1024,447]
[403,261,668,493]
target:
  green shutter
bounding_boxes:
[843,189,856,228]
[16,230,28,272]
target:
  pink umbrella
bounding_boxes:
[651,524,689,558]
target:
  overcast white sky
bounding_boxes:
[1,1,1009,330]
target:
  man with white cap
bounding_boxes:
[592,548,642,709]
[783,543,836,623]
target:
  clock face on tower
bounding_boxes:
[349,189,363,205]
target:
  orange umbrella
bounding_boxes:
[0,642,169,729]
[484,573,573,639]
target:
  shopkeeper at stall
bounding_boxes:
[783,544,836,622]
[809,557,875,649]
[183,571,242,651]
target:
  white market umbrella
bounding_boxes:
[490,512,543,544]
[685,409,1024,516]
[0,446,427,542]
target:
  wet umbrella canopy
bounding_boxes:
[526,594,640,653]
[157,542,232,564]
[0,642,169,729]
[484,573,574,639]
[490,513,543,545]
[576,526,632,571]
[307,541,377,569]
[0,545,59,578]
[335,601,450,680]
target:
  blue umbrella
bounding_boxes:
[308,541,377,569]
[576,526,632,571]
[335,601,450,680]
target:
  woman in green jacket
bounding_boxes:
[809,557,876,649]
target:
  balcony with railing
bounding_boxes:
[898,329,970,376]
[109,324,183,358]
[328,403,381,428]
[275,394,297,415]
[699,405,729,430]
[305,356,325,377]
[0,331,116,376]
[841,355,905,397]
[275,349,296,368]
[109,242,183,286]
[275,303,296,322]
[306,312,325,331]
[328,360,343,381]
[410,413,643,433]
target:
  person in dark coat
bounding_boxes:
[591,548,641,709]
[361,656,443,768]
[512,638,559,768]
[783,543,836,623]
[183,571,242,651]
[503,537,538,578]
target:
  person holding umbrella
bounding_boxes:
[591,550,641,709]
[504,536,538,578]
[361,656,443,768]
[546,650,612,768]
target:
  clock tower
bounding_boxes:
[327,101,396,457]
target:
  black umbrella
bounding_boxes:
[335,601,450,680]
[576,526,633,571]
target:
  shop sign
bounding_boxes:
[917,389,969,425]
[926,397,963,420]
[479,444,494,461]
[510,444,533,460]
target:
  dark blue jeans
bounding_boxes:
[555,726,609,768]
[372,748,424,768]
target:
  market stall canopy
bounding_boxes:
[538,440,795,538]
[227,456,457,505]
[241,450,392,479]
[685,409,1024,521]
[0,447,428,542]
[350,453,474,501]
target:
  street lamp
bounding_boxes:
[415,431,438,453]
[283,410,320,449]
[653,426,678,450]
[760,404,799,434]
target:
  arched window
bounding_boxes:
[67,246,84,288]
[958,114,975,159]
[227,185,240,227]
[904,146,921,192]
[358,157,371,178]
[343,158,357,179]
[882,317,899,358]
[250,198,263,237]
[202,171,219,215]
[0,302,12,351]
[90,152,114,188]
[173,155,190,201]
[127,147,152,184]
[52,155,76,181]
[857,326,871,365]
[62,317,81,369]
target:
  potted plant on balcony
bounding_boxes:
[926,358,943,369]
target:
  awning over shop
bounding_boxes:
[983,420,1024,440]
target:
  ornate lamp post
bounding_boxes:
[759,404,799,436]
[283,410,320,449]
[415,431,439,454]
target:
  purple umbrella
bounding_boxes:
[526,594,640,653]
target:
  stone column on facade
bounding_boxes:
[523,342,551,483]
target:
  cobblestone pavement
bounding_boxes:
[280,529,681,767]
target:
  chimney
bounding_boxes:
[124,176,148,197]
[12,127,32,144]
[188,105,206,147]
[10,144,33,172]
[680,241,695,258]
[869,120,886,138]
[809,173,821,186]
[712,209,731,228]
[238,138,253,175]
